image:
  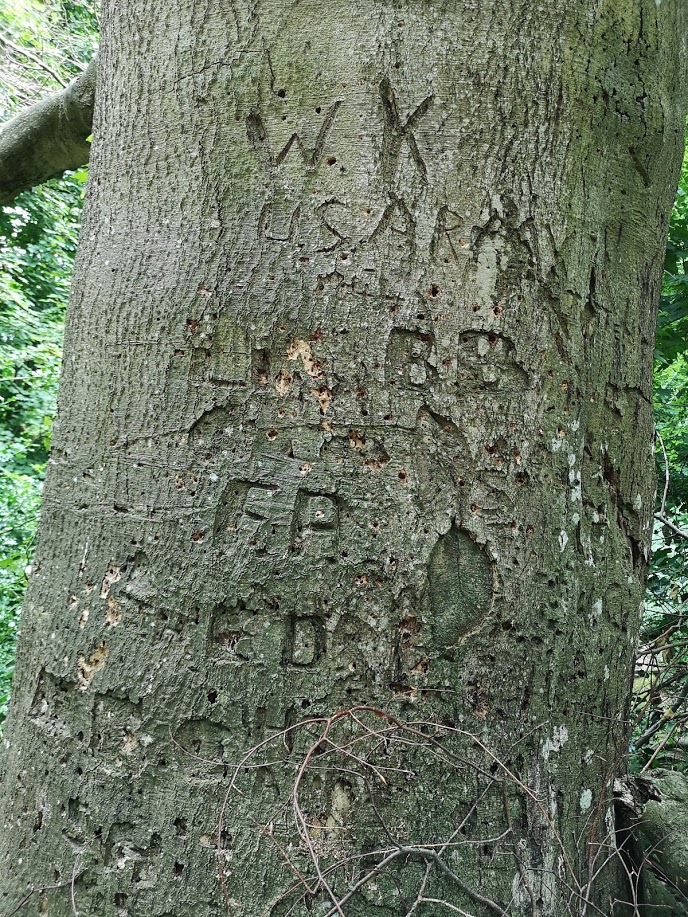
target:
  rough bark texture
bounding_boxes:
[0,2,686,916]
[0,56,97,205]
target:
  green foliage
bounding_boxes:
[0,0,96,727]
[629,133,688,775]
[0,177,84,724]
[630,513,688,774]
[656,149,688,368]
[0,0,99,117]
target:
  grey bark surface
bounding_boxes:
[0,56,97,205]
[0,2,686,916]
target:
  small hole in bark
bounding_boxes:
[208,690,218,704]
[326,156,337,166]
[173,862,185,877]
[277,88,286,98]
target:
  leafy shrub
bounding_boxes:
[0,178,83,725]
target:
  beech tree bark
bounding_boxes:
[0,56,97,205]
[0,2,686,916]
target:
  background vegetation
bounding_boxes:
[0,2,686,771]
[0,0,97,721]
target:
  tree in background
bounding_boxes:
[0,1,687,915]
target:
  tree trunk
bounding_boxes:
[1,2,685,915]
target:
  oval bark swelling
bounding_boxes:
[0,1,686,915]
[427,526,494,647]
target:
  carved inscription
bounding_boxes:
[379,78,433,186]
[369,195,416,256]
[246,101,342,170]
[29,671,80,738]
[282,615,326,667]
[189,406,234,450]
[293,492,339,556]
[385,329,435,388]
[189,315,250,386]
[431,205,472,265]
[209,604,252,660]
[457,332,529,392]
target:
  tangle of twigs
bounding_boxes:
[211,706,638,917]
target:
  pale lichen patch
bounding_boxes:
[542,725,569,761]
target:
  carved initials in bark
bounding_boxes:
[246,101,342,170]
[282,614,326,667]
[431,205,472,265]
[369,194,416,255]
[379,77,433,187]
[293,492,339,557]
[189,315,251,386]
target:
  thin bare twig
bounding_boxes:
[657,432,670,518]
[654,512,688,539]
